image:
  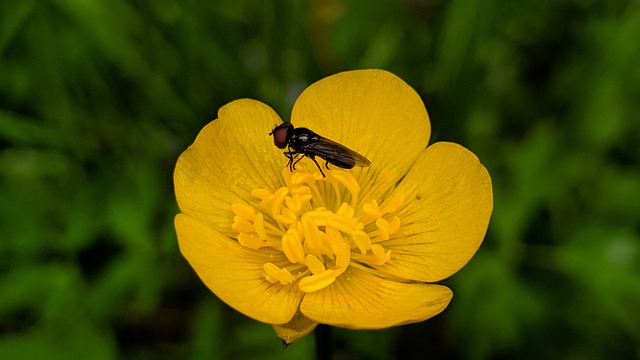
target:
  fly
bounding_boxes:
[269,122,371,177]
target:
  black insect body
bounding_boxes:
[269,122,371,177]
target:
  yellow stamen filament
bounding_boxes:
[298,269,338,292]
[230,159,406,293]
[282,228,305,264]
[264,262,295,285]
[304,255,326,274]
[253,213,268,240]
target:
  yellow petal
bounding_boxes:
[291,69,430,200]
[300,266,452,329]
[175,213,303,324]
[272,311,319,344]
[380,142,493,282]
[174,99,286,236]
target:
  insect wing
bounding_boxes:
[310,137,371,169]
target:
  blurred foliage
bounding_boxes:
[1,0,639,359]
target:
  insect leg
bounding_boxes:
[308,155,326,177]
[284,153,293,170]
[284,148,298,171]
[291,154,305,170]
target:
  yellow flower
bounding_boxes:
[174,69,493,343]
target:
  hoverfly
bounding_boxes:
[269,122,371,177]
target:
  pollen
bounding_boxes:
[231,159,406,293]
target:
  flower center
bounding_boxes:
[231,159,405,293]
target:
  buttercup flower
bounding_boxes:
[174,69,493,343]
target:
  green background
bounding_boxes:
[1,0,639,359]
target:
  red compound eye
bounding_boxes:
[270,123,292,149]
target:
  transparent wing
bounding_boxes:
[310,137,371,169]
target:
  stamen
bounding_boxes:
[231,203,255,220]
[238,233,268,250]
[351,230,372,254]
[282,228,305,264]
[298,269,338,292]
[275,207,297,226]
[371,244,392,264]
[326,227,345,254]
[264,262,295,285]
[376,217,391,240]
[327,214,357,235]
[254,213,268,240]
[232,216,253,233]
[304,255,326,274]
[231,160,405,293]
[271,187,289,219]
